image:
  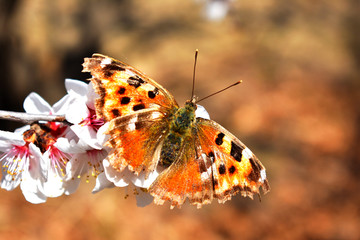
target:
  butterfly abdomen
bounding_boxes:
[160,102,196,167]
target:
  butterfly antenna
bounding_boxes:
[191,49,199,100]
[196,80,242,103]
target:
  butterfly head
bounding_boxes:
[184,98,197,113]
[188,96,197,106]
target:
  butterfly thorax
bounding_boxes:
[159,101,196,167]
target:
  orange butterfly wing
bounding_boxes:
[196,118,270,202]
[83,53,178,121]
[149,136,214,208]
[105,109,169,174]
[149,117,270,208]
[82,54,177,175]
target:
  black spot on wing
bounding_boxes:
[199,159,208,173]
[248,158,261,182]
[218,164,226,175]
[133,103,145,111]
[230,141,244,162]
[121,97,131,105]
[135,121,147,130]
[148,88,159,99]
[104,64,125,71]
[118,87,126,94]
[111,109,121,117]
[212,178,219,192]
[127,75,145,88]
[108,137,117,148]
[215,132,225,146]
[213,179,219,187]
[96,81,106,109]
[103,64,125,78]
[208,151,215,162]
[229,165,236,174]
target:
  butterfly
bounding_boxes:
[82,53,270,208]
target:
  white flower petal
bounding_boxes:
[97,123,110,146]
[22,189,47,204]
[65,154,90,181]
[28,143,47,180]
[14,125,30,134]
[64,178,81,195]
[19,174,36,192]
[65,99,89,124]
[23,92,52,114]
[54,137,88,154]
[20,169,47,203]
[92,172,115,193]
[0,130,25,143]
[65,79,88,97]
[77,138,98,151]
[195,104,210,120]
[1,172,21,190]
[0,130,25,150]
[103,159,130,187]
[131,169,159,188]
[70,125,102,150]
[86,82,97,110]
[65,149,106,184]
[52,94,73,115]
[0,141,12,151]
[41,171,65,197]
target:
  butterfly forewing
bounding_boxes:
[83,54,178,176]
[83,54,178,121]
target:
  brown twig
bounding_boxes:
[0,110,68,124]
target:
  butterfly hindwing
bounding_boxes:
[82,54,178,121]
[196,118,270,203]
[149,136,213,209]
[106,109,169,176]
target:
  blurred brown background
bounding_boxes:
[0,0,359,239]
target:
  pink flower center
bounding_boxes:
[49,122,68,138]
[48,145,70,177]
[0,145,30,180]
[80,108,104,131]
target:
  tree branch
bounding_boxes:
[0,110,68,124]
